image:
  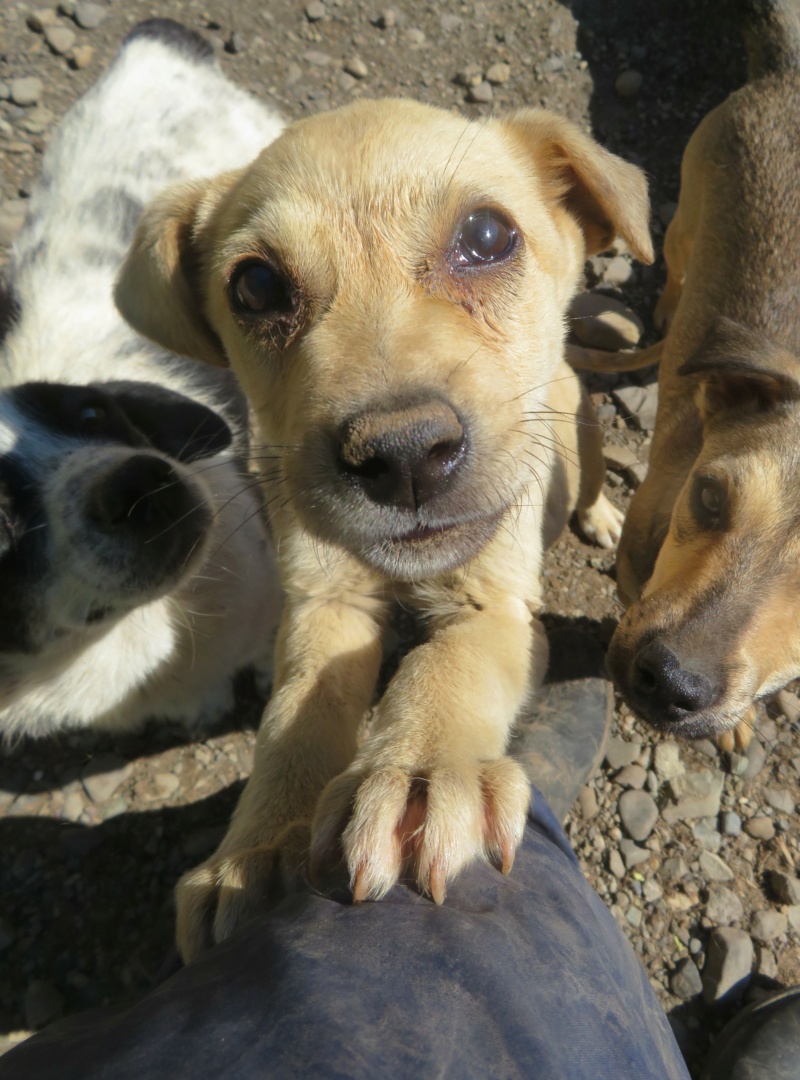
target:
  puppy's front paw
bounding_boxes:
[311,757,530,903]
[176,820,310,962]
[578,492,625,549]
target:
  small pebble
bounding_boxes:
[750,909,787,943]
[653,741,684,783]
[72,1,105,29]
[344,57,368,79]
[577,786,598,819]
[615,70,643,98]
[608,849,625,879]
[486,62,511,85]
[11,77,43,107]
[744,816,775,841]
[304,50,331,66]
[455,64,483,88]
[764,787,795,814]
[27,9,58,32]
[225,31,246,54]
[605,736,643,770]
[699,851,734,883]
[670,958,703,1000]
[373,8,398,29]
[68,44,94,69]
[467,81,493,104]
[45,25,76,55]
[615,763,647,790]
[405,28,425,46]
[440,14,462,32]
[619,789,658,842]
[706,886,744,926]
[721,811,742,837]
[305,0,326,20]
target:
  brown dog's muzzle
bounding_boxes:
[337,396,467,512]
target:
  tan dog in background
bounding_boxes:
[117,98,652,960]
[574,1,800,751]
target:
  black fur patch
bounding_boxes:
[0,277,21,345]
[122,19,215,63]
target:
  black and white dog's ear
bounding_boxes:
[103,381,233,462]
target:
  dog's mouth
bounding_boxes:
[392,521,457,543]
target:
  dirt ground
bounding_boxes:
[2,1,799,1077]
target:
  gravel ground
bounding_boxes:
[2,1,799,1076]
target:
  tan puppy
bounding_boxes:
[116,98,652,960]
[573,1,800,750]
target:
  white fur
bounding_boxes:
[0,29,286,738]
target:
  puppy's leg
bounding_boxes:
[311,529,541,903]
[176,558,387,961]
[547,361,623,550]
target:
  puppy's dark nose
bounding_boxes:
[89,454,188,535]
[632,640,718,714]
[337,398,467,510]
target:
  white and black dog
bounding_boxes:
[0,21,285,739]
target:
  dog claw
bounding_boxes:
[500,836,516,876]
[429,861,446,905]
[352,867,369,904]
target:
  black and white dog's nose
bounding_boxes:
[88,454,188,535]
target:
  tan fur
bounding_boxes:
[116,98,651,961]
[580,55,800,745]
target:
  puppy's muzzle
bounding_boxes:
[88,454,184,535]
[337,397,467,512]
[625,639,720,724]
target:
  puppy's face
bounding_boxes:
[118,99,652,580]
[608,320,800,738]
[0,380,231,686]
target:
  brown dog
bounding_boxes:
[116,98,651,960]
[573,1,800,750]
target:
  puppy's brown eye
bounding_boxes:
[691,476,726,529]
[453,211,517,267]
[230,261,294,316]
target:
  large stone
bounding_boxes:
[44,24,76,53]
[612,384,659,433]
[663,769,724,824]
[72,1,106,28]
[10,77,43,106]
[750,909,787,943]
[706,886,744,926]
[692,820,721,853]
[569,292,644,350]
[744,816,775,841]
[619,838,650,869]
[699,851,734,882]
[653,741,684,782]
[743,740,766,780]
[702,928,753,1004]
[619,789,658,841]
[670,957,703,1000]
[605,736,642,770]
[615,763,647,789]
[81,754,131,804]
[763,787,795,814]
[771,870,800,906]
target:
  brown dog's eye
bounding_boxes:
[452,211,517,267]
[230,261,295,316]
[691,475,727,529]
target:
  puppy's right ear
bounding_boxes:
[115,171,242,367]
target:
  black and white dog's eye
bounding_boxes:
[453,211,517,267]
[79,403,107,429]
[230,261,295,316]
[691,475,727,529]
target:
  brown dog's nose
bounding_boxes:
[337,398,467,511]
[632,640,718,716]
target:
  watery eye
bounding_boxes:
[454,211,516,266]
[230,261,295,316]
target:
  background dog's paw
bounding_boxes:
[175,820,310,962]
[578,492,625,549]
[310,757,530,904]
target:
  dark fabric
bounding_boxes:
[1,788,689,1080]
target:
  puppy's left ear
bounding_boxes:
[502,110,654,264]
[115,169,244,368]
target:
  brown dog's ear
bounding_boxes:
[679,317,800,417]
[115,171,243,368]
[502,110,654,264]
